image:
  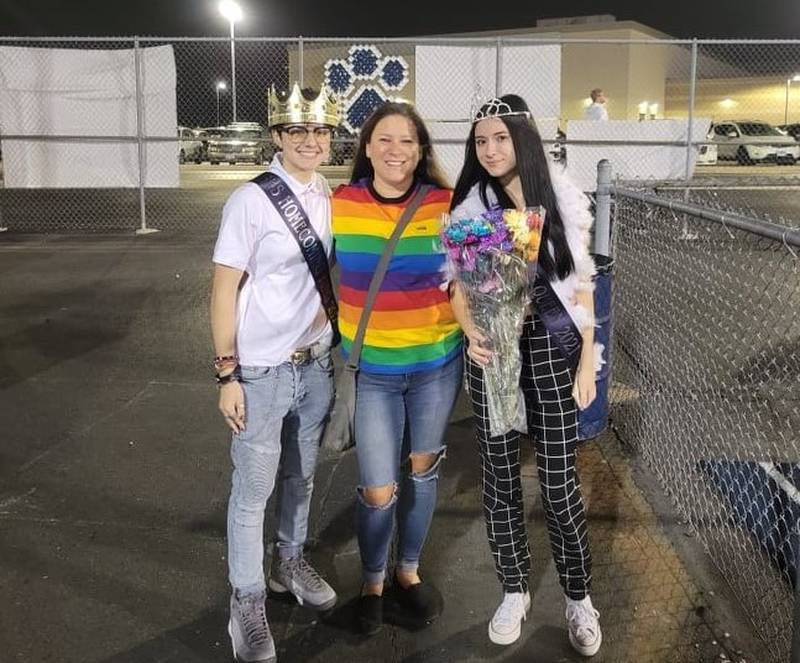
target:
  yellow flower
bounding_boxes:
[504,208,545,261]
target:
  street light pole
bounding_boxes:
[229,20,237,122]
[216,81,227,126]
[785,74,800,125]
[218,1,242,123]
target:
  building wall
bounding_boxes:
[666,76,800,127]
[560,28,671,122]
[288,41,417,102]
[284,30,790,131]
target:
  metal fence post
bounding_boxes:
[595,159,612,257]
[133,37,158,235]
[298,35,304,88]
[0,122,5,232]
[495,37,502,97]
[793,523,800,663]
[679,39,700,240]
[581,159,614,442]
[684,38,698,182]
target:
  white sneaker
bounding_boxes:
[566,595,602,657]
[488,591,531,645]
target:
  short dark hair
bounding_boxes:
[590,88,604,102]
[451,94,574,280]
[349,102,450,189]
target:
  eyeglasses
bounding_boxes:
[280,125,333,143]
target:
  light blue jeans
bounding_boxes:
[227,352,334,596]
[354,353,463,585]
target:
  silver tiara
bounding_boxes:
[472,97,531,123]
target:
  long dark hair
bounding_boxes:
[451,94,574,280]
[350,102,450,189]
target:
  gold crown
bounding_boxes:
[267,83,341,128]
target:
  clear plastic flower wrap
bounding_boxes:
[441,206,545,436]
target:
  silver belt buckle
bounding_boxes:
[290,347,312,365]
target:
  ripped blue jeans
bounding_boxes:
[354,353,463,585]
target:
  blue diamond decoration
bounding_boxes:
[346,87,387,131]
[380,57,408,90]
[350,47,380,78]
[326,62,352,95]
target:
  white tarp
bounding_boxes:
[565,119,713,191]
[0,45,178,188]
[428,117,561,190]
[416,43,562,188]
[415,42,561,121]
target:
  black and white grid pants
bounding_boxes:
[465,314,592,600]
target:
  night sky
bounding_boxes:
[1,0,798,39]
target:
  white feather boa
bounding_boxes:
[451,164,605,374]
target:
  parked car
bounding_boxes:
[696,136,718,165]
[192,127,221,163]
[178,126,203,164]
[548,129,567,164]
[778,123,800,141]
[207,122,274,165]
[711,120,799,165]
[329,129,355,166]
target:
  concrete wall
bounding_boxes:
[560,28,671,122]
[285,35,792,131]
[666,76,800,127]
[287,41,417,102]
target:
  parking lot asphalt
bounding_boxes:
[0,230,764,663]
[2,161,798,234]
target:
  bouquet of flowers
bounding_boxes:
[442,207,545,436]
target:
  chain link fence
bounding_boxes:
[1,35,800,232]
[3,29,800,658]
[610,184,800,663]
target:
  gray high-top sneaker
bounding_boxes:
[268,555,337,611]
[228,590,276,663]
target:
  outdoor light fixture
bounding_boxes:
[648,103,659,119]
[215,81,227,126]
[719,98,737,109]
[785,73,800,125]
[637,100,648,121]
[218,0,242,122]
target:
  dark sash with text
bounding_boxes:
[252,171,340,346]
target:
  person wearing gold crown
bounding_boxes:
[449,94,603,657]
[210,83,341,663]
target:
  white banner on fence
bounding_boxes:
[414,43,561,121]
[565,119,713,191]
[416,42,563,187]
[0,45,178,188]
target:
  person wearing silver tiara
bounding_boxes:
[449,94,603,657]
[210,84,341,663]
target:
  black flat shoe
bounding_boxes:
[393,581,443,624]
[357,594,383,635]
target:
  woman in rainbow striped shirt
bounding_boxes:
[332,102,463,635]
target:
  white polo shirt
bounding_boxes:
[212,154,333,366]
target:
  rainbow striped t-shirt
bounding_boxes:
[332,179,463,375]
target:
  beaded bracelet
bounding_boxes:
[213,354,239,368]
